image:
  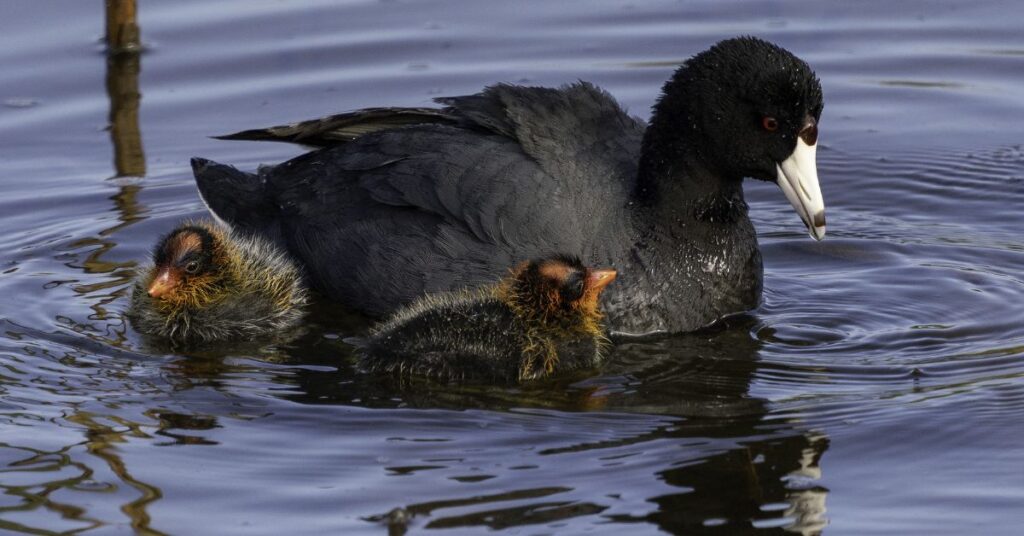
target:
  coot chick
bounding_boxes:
[358,255,616,383]
[127,221,308,343]
[193,36,825,335]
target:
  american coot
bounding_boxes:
[357,254,616,383]
[127,221,308,342]
[193,36,824,335]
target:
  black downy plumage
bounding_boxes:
[193,37,825,335]
[356,255,616,383]
[127,221,308,343]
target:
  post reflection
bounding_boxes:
[105,0,145,178]
[64,411,167,536]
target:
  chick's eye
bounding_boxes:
[184,261,200,274]
[762,116,779,132]
[560,275,585,304]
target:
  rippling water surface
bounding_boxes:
[2,1,1023,534]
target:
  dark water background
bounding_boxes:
[2,1,1023,534]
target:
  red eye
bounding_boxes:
[762,116,779,132]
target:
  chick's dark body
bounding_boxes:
[360,292,601,383]
[128,282,300,342]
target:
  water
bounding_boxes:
[2,0,1023,534]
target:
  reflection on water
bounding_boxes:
[64,179,144,341]
[65,411,165,536]
[0,442,105,534]
[2,314,834,533]
[363,426,830,534]
[2,0,1024,533]
[0,326,155,534]
[274,318,836,533]
[636,432,829,534]
[106,55,145,178]
[105,0,145,178]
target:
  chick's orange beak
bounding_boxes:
[147,269,179,299]
[587,269,617,294]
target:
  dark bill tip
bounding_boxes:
[799,119,818,146]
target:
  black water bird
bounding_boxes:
[356,255,616,383]
[128,221,308,342]
[193,36,825,335]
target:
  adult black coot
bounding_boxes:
[192,36,825,335]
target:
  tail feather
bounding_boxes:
[191,157,274,231]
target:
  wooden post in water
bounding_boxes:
[105,0,141,53]
[105,0,146,177]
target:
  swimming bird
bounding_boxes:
[357,254,616,383]
[193,36,824,335]
[127,221,308,343]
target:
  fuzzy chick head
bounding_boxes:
[146,224,222,305]
[506,254,616,322]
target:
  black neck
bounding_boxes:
[633,72,747,227]
[633,142,747,233]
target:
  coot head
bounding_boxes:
[644,36,826,239]
[146,225,220,301]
